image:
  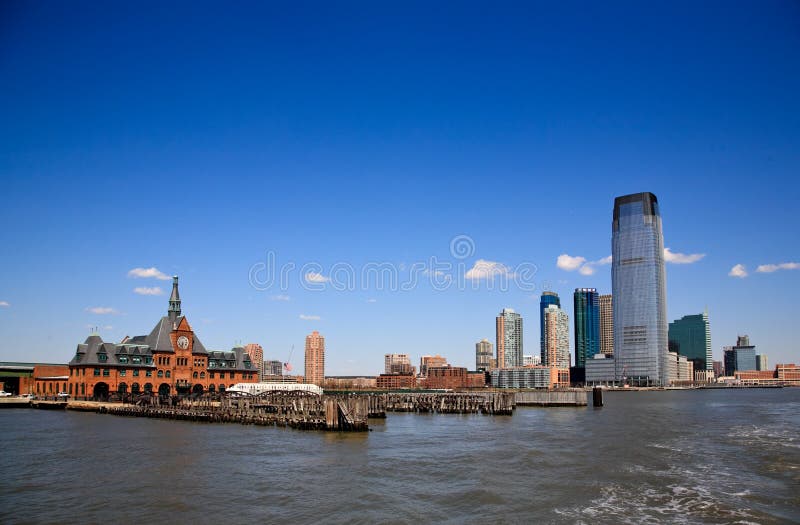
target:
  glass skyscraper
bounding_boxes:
[612,192,669,386]
[573,288,600,367]
[539,292,560,366]
[496,308,523,368]
[668,311,711,372]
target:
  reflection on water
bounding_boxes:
[1,389,798,524]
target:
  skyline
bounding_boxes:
[1,2,799,373]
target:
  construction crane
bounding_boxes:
[283,344,295,374]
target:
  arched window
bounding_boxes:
[165,370,171,378]
[157,370,164,378]
[69,383,73,395]
[131,383,140,394]
[219,384,226,392]
[81,383,85,395]
[200,372,205,379]
[193,371,198,379]
[144,383,153,393]
[208,384,215,393]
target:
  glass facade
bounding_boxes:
[539,292,560,365]
[496,308,523,368]
[573,288,600,367]
[612,192,669,386]
[668,312,711,371]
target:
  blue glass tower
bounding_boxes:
[574,288,600,367]
[540,292,560,365]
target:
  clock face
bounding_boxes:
[177,336,189,349]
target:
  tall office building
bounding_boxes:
[599,294,613,355]
[262,359,283,377]
[756,354,768,372]
[475,339,494,371]
[385,353,413,375]
[724,335,757,376]
[573,288,600,367]
[612,192,669,386]
[668,311,712,372]
[540,292,561,363]
[304,331,325,385]
[244,343,264,379]
[543,304,570,368]
[496,308,523,368]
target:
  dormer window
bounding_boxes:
[75,353,82,362]
[98,353,108,362]
[132,356,141,364]
[118,356,128,364]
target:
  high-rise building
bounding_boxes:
[304,331,325,385]
[599,294,613,355]
[496,308,523,368]
[543,304,570,368]
[385,353,413,375]
[244,343,264,379]
[475,339,494,371]
[419,355,447,376]
[523,354,541,366]
[756,354,768,371]
[612,192,669,386]
[573,288,600,367]
[668,311,712,372]
[262,359,283,378]
[724,335,757,376]
[540,292,561,362]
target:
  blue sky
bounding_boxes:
[1,1,798,374]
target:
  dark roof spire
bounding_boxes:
[168,275,181,321]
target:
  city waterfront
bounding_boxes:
[1,389,798,524]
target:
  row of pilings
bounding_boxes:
[372,392,516,415]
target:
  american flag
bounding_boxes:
[284,362,292,372]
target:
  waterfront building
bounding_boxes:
[489,367,569,389]
[67,277,257,399]
[543,304,570,368]
[476,339,494,371]
[376,373,416,389]
[262,359,283,378]
[712,360,724,378]
[574,288,600,367]
[668,312,712,372]
[735,364,800,386]
[612,192,669,386]
[304,331,325,386]
[723,335,757,376]
[756,354,768,371]
[599,294,613,355]
[419,354,447,376]
[385,353,413,375]
[243,343,264,379]
[539,292,561,362]
[423,366,472,389]
[667,351,694,385]
[585,354,618,386]
[496,308,523,368]
[523,354,541,367]
[0,362,69,396]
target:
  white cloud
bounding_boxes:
[86,306,118,315]
[729,264,748,278]
[756,262,800,273]
[299,314,321,321]
[0,301,8,307]
[556,254,586,271]
[663,248,705,264]
[103,325,113,331]
[270,294,291,301]
[134,286,164,296]
[305,272,329,283]
[127,267,171,280]
[366,298,377,303]
[558,254,612,275]
[465,259,515,280]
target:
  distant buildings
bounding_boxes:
[542,304,570,368]
[573,288,600,367]
[262,359,283,378]
[712,360,724,378]
[419,354,447,376]
[243,343,264,378]
[724,335,757,376]
[523,354,541,367]
[599,294,613,355]
[612,192,669,386]
[385,353,413,375]
[490,367,569,389]
[496,308,523,368]
[304,331,325,385]
[376,373,416,389]
[539,292,561,361]
[424,367,485,389]
[668,312,712,372]
[756,354,768,372]
[475,339,494,371]
[585,354,617,386]
[667,352,694,385]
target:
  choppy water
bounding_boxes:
[1,388,798,524]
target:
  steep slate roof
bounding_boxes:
[207,347,254,372]
[70,334,155,367]
[140,315,208,354]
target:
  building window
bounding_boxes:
[145,357,152,365]
[98,353,107,362]
[165,370,171,378]
[200,372,205,379]
[94,369,100,376]
[157,370,164,378]
[102,369,110,376]
[133,369,139,377]
[209,372,215,379]
[81,383,85,395]
[132,356,141,364]
[193,371,198,379]
[118,356,128,364]
[146,370,152,377]
[120,369,126,377]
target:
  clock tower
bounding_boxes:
[168,275,181,323]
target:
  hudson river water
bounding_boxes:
[1,389,799,524]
